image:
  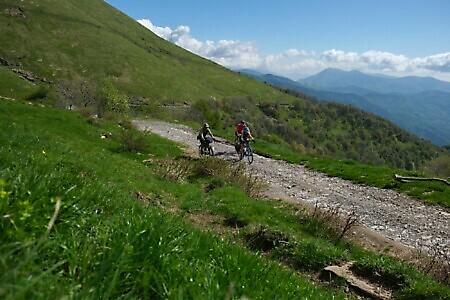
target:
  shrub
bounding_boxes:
[118,129,148,153]
[157,157,191,182]
[96,80,129,117]
[423,156,450,178]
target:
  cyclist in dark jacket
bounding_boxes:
[197,123,214,144]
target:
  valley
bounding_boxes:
[242,68,450,146]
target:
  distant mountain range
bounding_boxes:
[239,68,450,146]
[299,68,450,94]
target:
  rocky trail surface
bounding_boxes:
[133,120,449,263]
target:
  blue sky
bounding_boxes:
[105,0,450,81]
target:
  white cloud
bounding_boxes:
[322,49,359,64]
[137,19,450,81]
[138,19,172,39]
[413,52,450,72]
[320,49,411,72]
[138,19,261,68]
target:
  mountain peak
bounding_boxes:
[299,68,450,94]
[320,68,362,74]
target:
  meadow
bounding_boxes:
[1,99,448,299]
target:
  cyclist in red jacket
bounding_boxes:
[235,120,246,137]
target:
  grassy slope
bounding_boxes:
[0,100,448,299]
[0,99,337,299]
[0,0,288,103]
[0,66,41,100]
[1,99,449,299]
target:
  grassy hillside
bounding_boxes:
[1,99,449,299]
[0,0,286,103]
[1,0,447,170]
[0,66,42,100]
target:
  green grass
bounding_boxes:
[0,99,348,299]
[1,100,449,299]
[155,156,450,298]
[0,66,41,100]
[0,0,292,104]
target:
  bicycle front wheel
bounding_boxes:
[247,147,253,164]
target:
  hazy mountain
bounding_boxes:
[239,71,391,117]
[240,69,450,146]
[298,68,450,94]
[364,90,450,146]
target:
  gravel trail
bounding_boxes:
[133,120,450,262]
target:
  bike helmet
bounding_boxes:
[203,123,209,128]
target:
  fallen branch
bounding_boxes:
[394,174,450,186]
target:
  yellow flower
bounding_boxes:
[0,179,7,199]
[19,200,33,221]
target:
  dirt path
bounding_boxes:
[133,120,449,262]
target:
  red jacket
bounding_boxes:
[235,123,245,135]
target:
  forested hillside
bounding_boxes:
[187,94,441,169]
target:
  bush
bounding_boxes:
[118,129,148,153]
[96,80,129,117]
[423,156,450,177]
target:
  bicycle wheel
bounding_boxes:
[246,146,253,164]
[208,145,214,156]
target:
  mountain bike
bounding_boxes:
[199,136,214,156]
[239,140,253,164]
